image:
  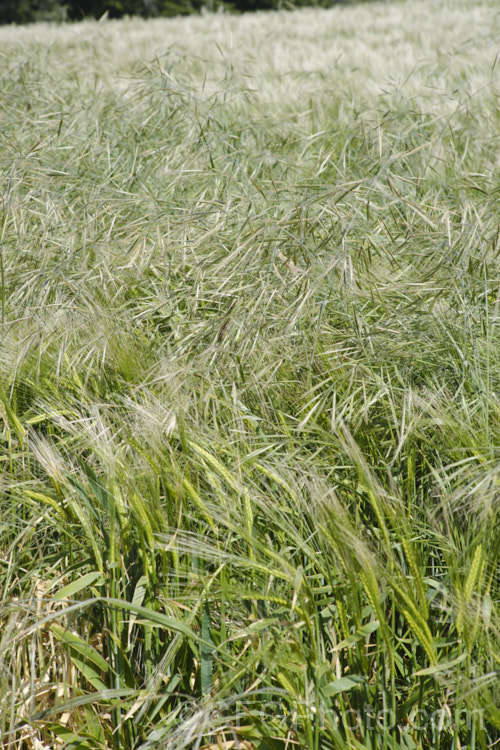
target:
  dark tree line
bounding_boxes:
[0,0,348,24]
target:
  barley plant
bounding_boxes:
[0,0,499,748]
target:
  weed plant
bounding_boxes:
[0,1,499,748]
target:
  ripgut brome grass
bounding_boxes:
[0,0,499,747]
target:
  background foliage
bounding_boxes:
[0,0,350,23]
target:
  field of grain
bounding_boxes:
[0,0,499,747]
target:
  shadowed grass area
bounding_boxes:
[0,1,499,748]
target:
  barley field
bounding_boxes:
[0,0,499,747]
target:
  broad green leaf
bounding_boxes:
[201,600,214,696]
[322,675,366,697]
[54,571,104,601]
[100,597,202,644]
[69,655,108,691]
[413,652,468,676]
[46,722,101,749]
[50,623,111,690]
[29,689,135,722]
[334,620,379,650]
[127,575,148,641]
